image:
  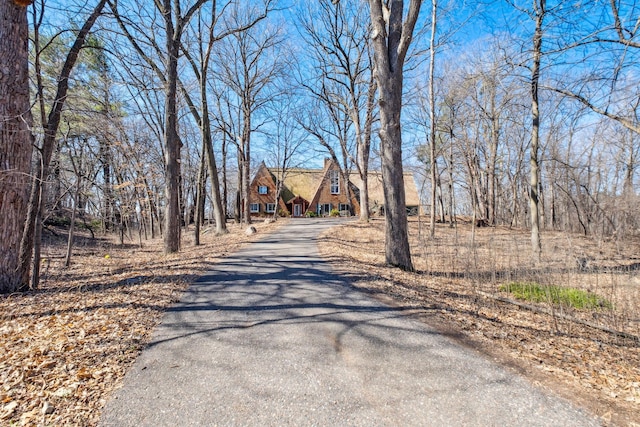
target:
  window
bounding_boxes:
[266,203,276,213]
[318,203,331,216]
[330,170,340,194]
[339,203,350,214]
[250,203,260,213]
[258,185,268,194]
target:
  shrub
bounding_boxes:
[305,211,317,217]
[329,208,340,217]
[499,282,612,310]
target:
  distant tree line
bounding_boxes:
[1,0,639,291]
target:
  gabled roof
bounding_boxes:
[308,158,339,208]
[252,161,275,185]
[264,160,420,208]
[350,171,421,207]
[268,167,324,204]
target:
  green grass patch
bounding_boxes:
[499,282,612,310]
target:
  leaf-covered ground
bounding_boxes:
[319,218,640,427]
[0,220,281,426]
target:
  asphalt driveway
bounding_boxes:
[100,218,599,426]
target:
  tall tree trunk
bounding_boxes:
[356,66,377,222]
[367,0,422,271]
[222,134,228,220]
[0,0,33,293]
[235,148,242,223]
[488,93,499,226]
[359,174,370,220]
[64,178,80,267]
[242,111,252,225]
[162,3,182,254]
[549,157,557,229]
[194,144,206,246]
[530,0,545,261]
[448,141,455,227]
[99,136,114,232]
[242,153,251,225]
[353,118,369,219]
[201,99,227,235]
[378,85,413,269]
[428,0,437,238]
[436,172,445,222]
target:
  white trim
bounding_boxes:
[250,203,260,213]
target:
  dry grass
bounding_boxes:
[0,219,283,426]
[319,217,640,427]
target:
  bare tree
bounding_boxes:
[17,0,107,290]
[504,0,548,260]
[427,0,437,236]
[180,1,273,240]
[528,0,545,261]
[110,0,212,253]
[368,0,423,271]
[299,0,377,220]
[548,1,640,136]
[265,88,308,219]
[214,8,283,225]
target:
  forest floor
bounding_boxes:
[0,219,282,426]
[1,217,639,426]
[318,217,640,427]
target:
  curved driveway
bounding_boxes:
[100,218,599,426]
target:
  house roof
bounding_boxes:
[350,171,421,207]
[268,165,419,207]
[268,167,324,204]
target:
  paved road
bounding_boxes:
[100,218,599,426]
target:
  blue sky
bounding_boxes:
[32,0,640,172]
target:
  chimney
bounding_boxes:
[324,157,331,169]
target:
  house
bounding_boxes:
[247,159,421,217]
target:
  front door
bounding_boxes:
[294,204,302,217]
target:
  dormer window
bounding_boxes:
[258,185,268,194]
